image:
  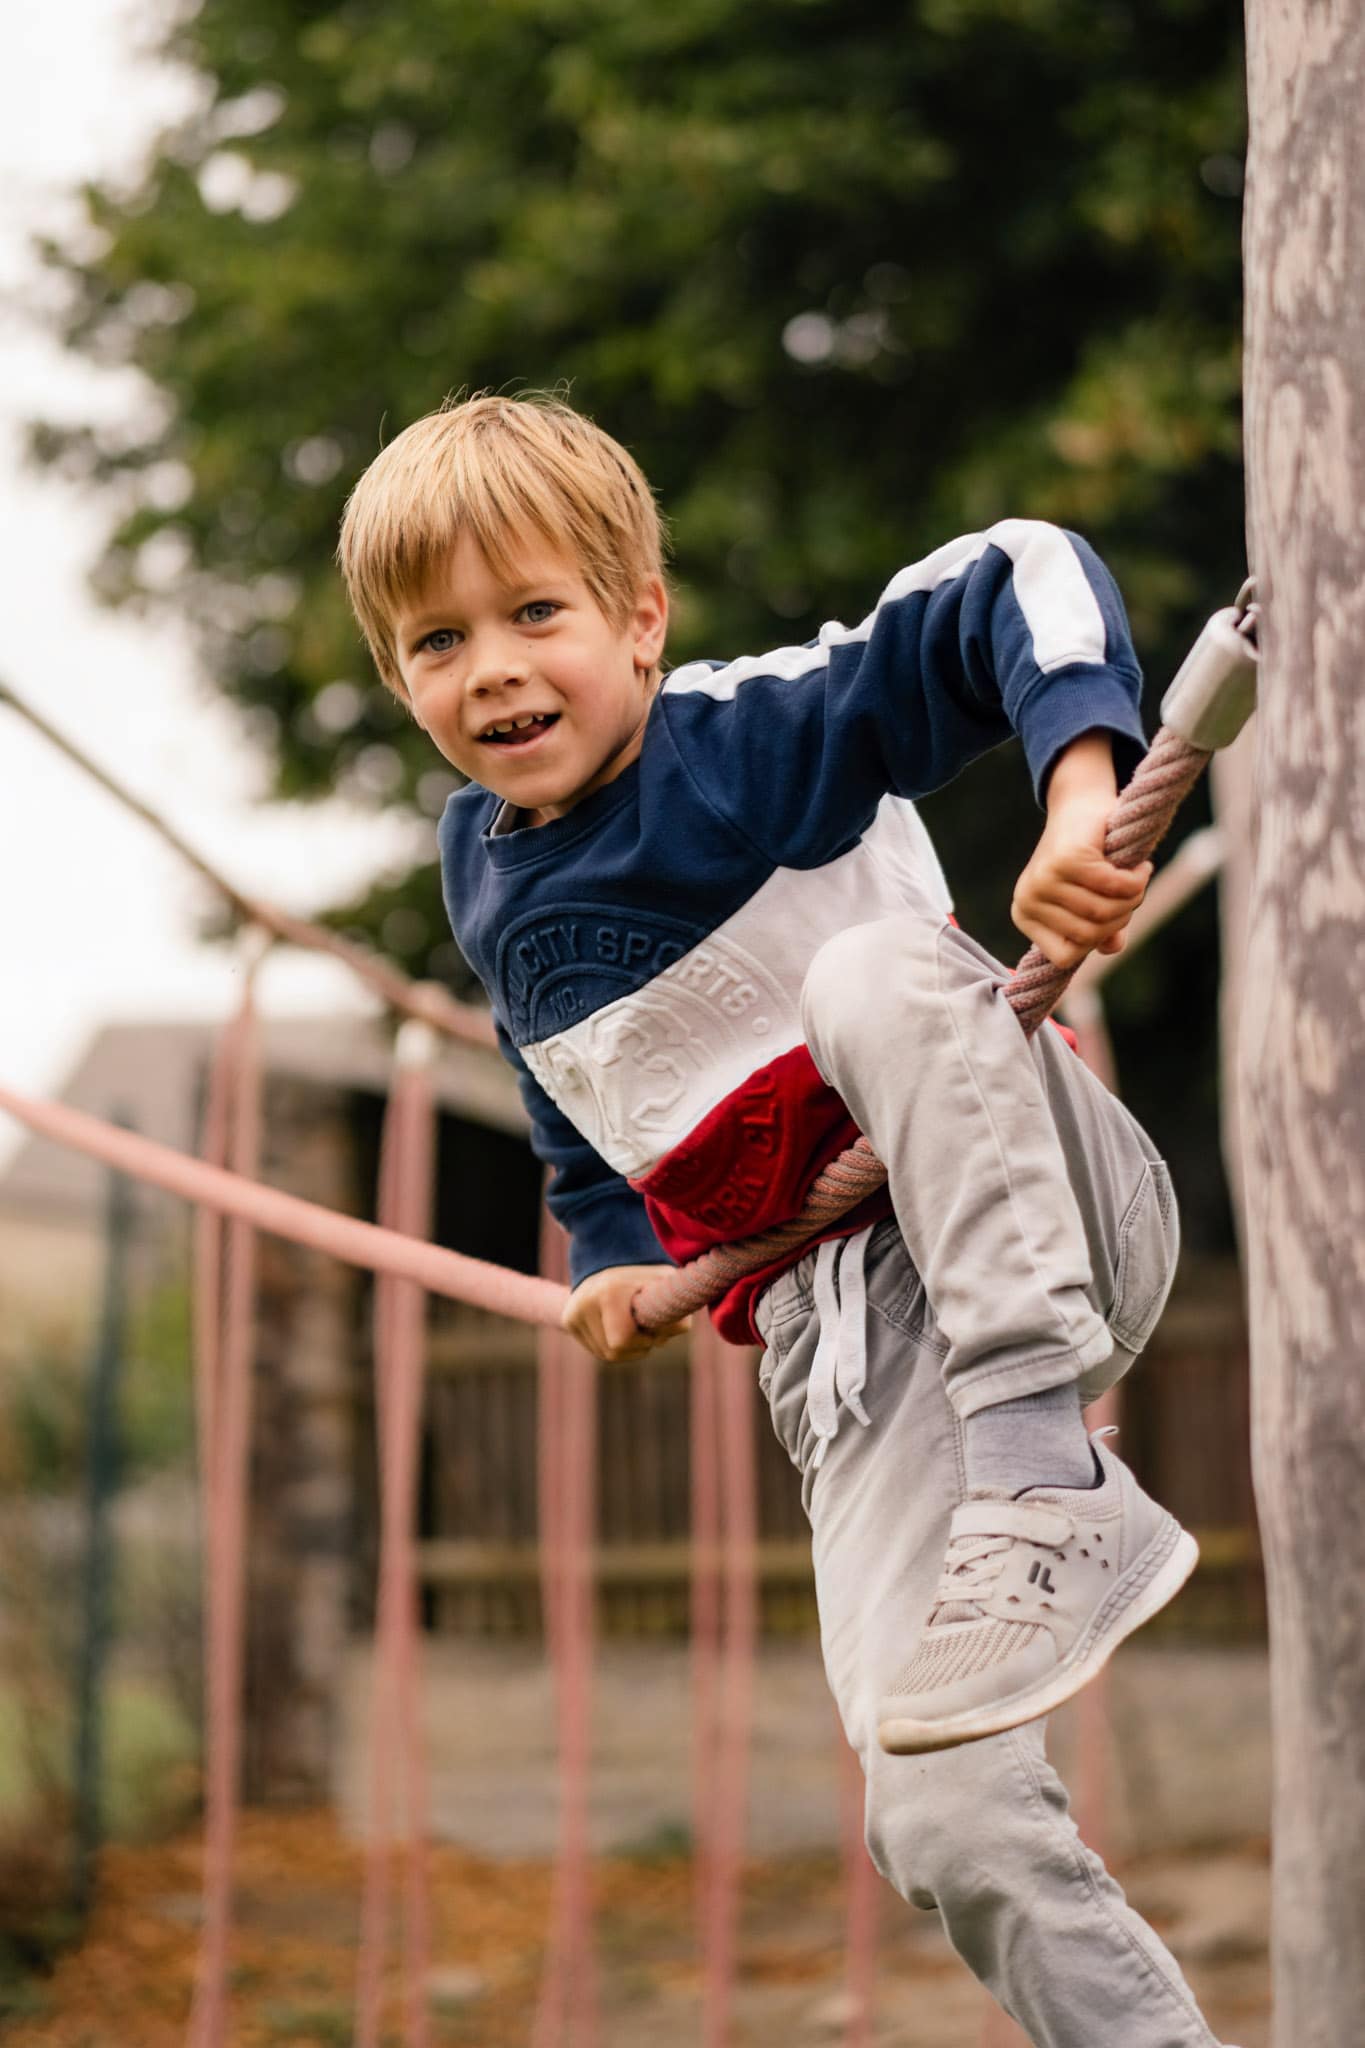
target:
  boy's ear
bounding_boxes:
[631,575,669,672]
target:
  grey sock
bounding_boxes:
[963,1382,1097,1494]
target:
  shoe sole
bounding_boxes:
[877,1520,1199,1756]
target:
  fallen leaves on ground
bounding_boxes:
[2,1809,850,2048]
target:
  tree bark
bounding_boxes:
[1211,728,1256,1260]
[1241,7,1365,2042]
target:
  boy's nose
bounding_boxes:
[469,671,527,699]
[467,641,529,698]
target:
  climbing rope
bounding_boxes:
[534,1217,602,2048]
[356,1022,440,2048]
[188,941,267,2048]
[694,1315,761,2048]
[0,1079,570,1320]
[0,677,496,1052]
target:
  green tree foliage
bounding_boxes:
[34,0,1246,1237]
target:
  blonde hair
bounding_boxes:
[338,391,668,694]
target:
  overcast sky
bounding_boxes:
[0,1,428,1164]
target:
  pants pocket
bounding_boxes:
[759,1313,822,1475]
[1107,1158,1180,1355]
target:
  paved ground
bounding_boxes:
[338,1637,1271,1863]
[335,1638,1272,2044]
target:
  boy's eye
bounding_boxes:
[520,600,559,624]
[420,627,460,654]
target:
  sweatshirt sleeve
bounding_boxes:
[496,1021,669,1286]
[659,521,1147,866]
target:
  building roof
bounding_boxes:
[0,1011,526,1229]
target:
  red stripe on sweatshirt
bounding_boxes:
[631,1044,893,1343]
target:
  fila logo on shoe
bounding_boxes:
[1027,1562,1058,1594]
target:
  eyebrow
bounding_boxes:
[401,610,453,642]
[402,577,572,633]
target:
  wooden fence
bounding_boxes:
[350,1256,1261,1642]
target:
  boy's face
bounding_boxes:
[394,530,668,823]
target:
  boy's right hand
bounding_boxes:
[561,1264,691,1362]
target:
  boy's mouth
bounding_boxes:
[477,711,560,750]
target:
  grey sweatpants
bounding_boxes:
[753,912,1220,2047]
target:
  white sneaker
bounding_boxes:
[877,1437,1198,1755]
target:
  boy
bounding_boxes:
[339,393,1227,2045]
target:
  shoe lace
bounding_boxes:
[931,1514,1074,1622]
[930,1532,1014,1620]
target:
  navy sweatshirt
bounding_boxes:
[438,521,1146,1339]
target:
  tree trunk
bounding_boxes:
[1241,7,1365,2043]
[1211,728,1256,1260]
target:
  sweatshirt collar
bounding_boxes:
[479,757,640,868]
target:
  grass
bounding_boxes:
[0,1676,198,1841]
[258,2001,354,2044]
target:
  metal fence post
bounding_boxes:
[72,1116,135,1919]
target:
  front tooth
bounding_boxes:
[513,715,536,728]
[492,721,515,733]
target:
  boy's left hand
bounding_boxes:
[1012,735,1151,971]
[561,1263,690,1362]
